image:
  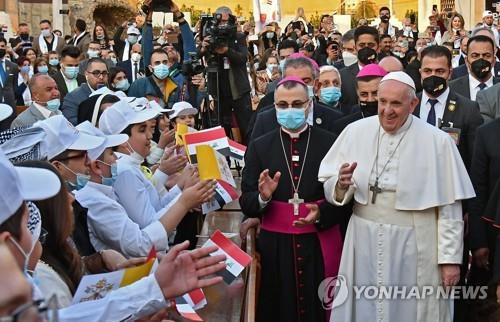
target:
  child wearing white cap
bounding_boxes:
[0,148,227,322]
[99,99,203,230]
[74,121,214,257]
[168,101,198,129]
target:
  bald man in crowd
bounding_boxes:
[11,74,61,128]
[379,55,404,72]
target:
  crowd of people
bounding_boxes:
[0,0,500,321]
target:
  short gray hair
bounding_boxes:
[284,57,319,79]
[215,6,232,15]
[471,26,494,37]
[319,65,341,85]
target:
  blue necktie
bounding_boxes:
[478,83,487,91]
[0,60,6,86]
[427,99,438,126]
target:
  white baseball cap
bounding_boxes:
[167,101,198,119]
[127,26,140,35]
[0,104,13,122]
[380,71,416,91]
[76,121,128,160]
[482,10,493,18]
[33,115,105,160]
[149,100,169,113]
[0,149,61,225]
[99,99,159,135]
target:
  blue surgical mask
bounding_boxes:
[87,50,99,58]
[279,60,286,73]
[276,108,307,130]
[320,86,342,105]
[266,32,275,39]
[307,85,314,98]
[115,79,130,91]
[21,66,30,74]
[49,58,59,66]
[153,64,169,80]
[98,160,118,186]
[45,98,61,112]
[38,65,49,74]
[63,66,79,79]
[266,63,278,73]
[128,35,138,44]
[60,163,90,190]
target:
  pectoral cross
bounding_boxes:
[288,192,304,216]
[369,180,382,204]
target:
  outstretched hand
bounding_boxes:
[337,162,357,190]
[258,169,281,201]
[154,241,226,299]
[293,203,319,227]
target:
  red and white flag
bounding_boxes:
[202,230,252,284]
[202,180,240,214]
[175,297,203,321]
[182,288,207,310]
[184,126,230,163]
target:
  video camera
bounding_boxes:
[201,13,237,51]
[182,52,205,77]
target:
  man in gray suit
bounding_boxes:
[61,58,108,125]
[11,74,62,128]
[0,37,19,130]
[477,82,500,121]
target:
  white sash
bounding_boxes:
[38,34,58,54]
[73,31,87,46]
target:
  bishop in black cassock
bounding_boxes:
[240,76,350,322]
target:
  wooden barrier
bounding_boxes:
[242,227,259,322]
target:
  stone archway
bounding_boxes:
[68,0,138,35]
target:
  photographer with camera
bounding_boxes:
[129,0,204,109]
[198,6,253,143]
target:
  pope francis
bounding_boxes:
[318,71,475,322]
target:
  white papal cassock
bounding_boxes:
[318,115,475,322]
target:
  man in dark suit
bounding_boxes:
[117,43,145,83]
[339,26,380,107]
[449,35,500,101]
[0,37,19,130]
[451,26,500,80]
[468,119,500,321]
[51,45,85,103]
[416,45,484,322]
[250,55,344,141]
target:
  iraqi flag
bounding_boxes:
[228,139,246,161]
[184,127,230,163]
[202,180,240,214]
[202,230,252,284]
[181,288,207,310]
[175,296,203,321]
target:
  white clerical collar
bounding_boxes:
[468,72,493,88]
[281,124,309,138]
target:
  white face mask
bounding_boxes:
[126,142,144,164]
[342,51,358,67]
[9,236,32,273]
[131,52,142,62]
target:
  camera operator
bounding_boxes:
[198,6,253,143]
[129,0,205,109]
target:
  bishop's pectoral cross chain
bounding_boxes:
[280,128,311,216]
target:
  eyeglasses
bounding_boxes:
[87,70,109,78]
[275,100,310,109]
[53,151,87,162]
[0,300,48,322]
[39,228,48,245]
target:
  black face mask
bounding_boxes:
[422,75,447,97]
[470,59,492,80]
[20,33,29,41]
[358,47,377,65]
[359,100,378,117]
[380,15,390,23]
[0,49,5,58]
